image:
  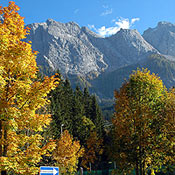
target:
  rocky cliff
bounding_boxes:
[143,21,175,57]
[26,19,158,77]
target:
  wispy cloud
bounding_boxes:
[74,9,79,14]
[88,17,140,37]
[101,8,113,16]
[100,5,113,16]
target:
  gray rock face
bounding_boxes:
[107,29,158,67]
[143,21,175,56]
[83,28,158,72]
[27,19,107,76]
[26,19,158,77]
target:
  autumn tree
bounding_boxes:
[112,68,168,175]
[53,130,84,174]
[162,88,175,170]
[0,2,58,174]
[81,131,103,171]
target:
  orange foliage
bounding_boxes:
[53,130,84,174]
[81,131,103,170]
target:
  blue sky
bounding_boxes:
[1,0,175,37]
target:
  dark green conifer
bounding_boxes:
[72,86,85,139]
[50,74,73,138]
[83,87,91,119]
[89,95,104,138]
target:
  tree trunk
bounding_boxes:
[3,124,7,157]
[0,122,8,175]
[142,156,145,175]
[0,120,2,157]
[1,171,7,175]
[139,160,142,175]
[135,157,139,175]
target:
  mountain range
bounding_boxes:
[26,20,175,99]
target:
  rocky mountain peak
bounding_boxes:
[157,21,175,28]
[26,19,108,76]
[46,18,56,24]
[107,28,158,64]
[143,21,175,56]
[116,28,138,35]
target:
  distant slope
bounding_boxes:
[85,28,158,71]
[91,54,175,98]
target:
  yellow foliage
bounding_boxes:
[112,68,168,173]
[53,130,84,174]
[0,2,58,174]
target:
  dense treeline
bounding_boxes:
[49,72,104,138]
[48,72,105,170]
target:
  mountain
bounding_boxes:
[85,28,158,71]
[26,20,175,99]
[26,19,158,76]
[27,19,107,77]
[143,21,175,57]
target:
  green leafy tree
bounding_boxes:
[162,88,175,169]
[76,116,96,144]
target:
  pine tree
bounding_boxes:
[83,87,91,119]
[50,76,73,138]
[72,86,85,139]
[89,95,104,138]
[49,70,64,137]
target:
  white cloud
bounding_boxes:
[88,24,95,29]
[114,18,130,29]
[131,18,140,24]
[89,17,140,37]
[88,24,117,37]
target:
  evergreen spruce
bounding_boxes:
[72,86,85,139]
[83,87,91,119]
[50,75,104,141]
[50,75,73,138]
[89,95,104,138]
